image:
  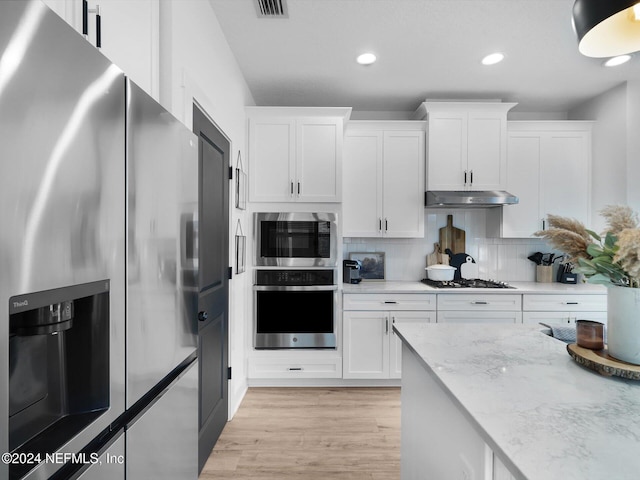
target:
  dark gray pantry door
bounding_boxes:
[193,105,230,473]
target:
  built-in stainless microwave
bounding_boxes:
[255,212,337,267]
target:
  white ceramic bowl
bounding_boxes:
[425,264,456,281]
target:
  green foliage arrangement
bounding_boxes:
[534,205,640,288]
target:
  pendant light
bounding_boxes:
[572,0,640,57]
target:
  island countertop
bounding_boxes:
[393,322,640,480]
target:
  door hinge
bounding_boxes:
[228,166,233,180]
[228,266,233,279]
[227,366,232,380]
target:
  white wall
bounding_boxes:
[344,209,551,283]
[569,83,628,232]
[158,0,255,418]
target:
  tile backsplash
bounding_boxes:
[343,210,557,282]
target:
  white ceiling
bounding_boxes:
[208,0,640,115]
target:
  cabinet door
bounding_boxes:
[343,131,383,237]
[249,117,295,202]
[41,0,79,28]
[296,118,342,202]
[427,113,467,190]
[382,131,425,238]
[503,132,543,237]
[540,131,590,225]
[343,311,390,379]
[389,311,434,379]
[88,0,159,98]
[467,111,506,190]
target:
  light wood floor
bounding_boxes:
[199,387,400,480]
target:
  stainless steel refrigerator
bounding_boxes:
[122,79,198,480]
[1,2,198,479]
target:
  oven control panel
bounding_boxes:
[255,269,334,286]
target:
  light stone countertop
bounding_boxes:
[393,322,640,480]
[342,280,606,294]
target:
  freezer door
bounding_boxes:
[76,433,125,480]
[125,79,199,407]
[0,2,126,478]
[126,359,198,479]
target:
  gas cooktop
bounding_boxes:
[421,278,514,289]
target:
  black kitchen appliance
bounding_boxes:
[254,269,337,349]
[421,278,514,289]
[343,259,362,284]
[255,212,337,267]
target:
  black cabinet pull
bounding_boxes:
[464,170,467,185]
[385,219,388,231]
[290,181,293,195]
[297,181,300,195]
[96,9,101,48]
[198,311,208,322]
[379,218,382,231]
[470,169,473,185]
[82,0,89,35]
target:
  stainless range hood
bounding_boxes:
[425,190,519,208]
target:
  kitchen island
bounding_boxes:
[393,323,640,480]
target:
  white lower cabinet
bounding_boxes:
[437,311,522,324]
[343,294,435,379]
[343,310,435,379]
[248,355,342,379]
[436,294,522,323]
[522,294,607,326]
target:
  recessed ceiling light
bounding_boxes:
[481,52,505,65]
[356,53,377,65]
[604,54,632,67]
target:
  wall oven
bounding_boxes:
[254,270,336,349]
[255,212,337,267]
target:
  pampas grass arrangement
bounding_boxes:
[534,205,640,288]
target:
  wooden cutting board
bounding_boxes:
[426,243,440,267]
[439,215,465,255]
[426,243,450,266]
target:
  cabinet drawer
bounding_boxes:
[343,293,436,311]
[437,311,522,323]
[436,294,522,311]
[522,294,606,312]
[248,357,342,379]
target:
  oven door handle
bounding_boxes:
[253,285,338,292]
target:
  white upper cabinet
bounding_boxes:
[343,122,425,238]
[41,0,160,99]
[417,102,516,191]
[503,122,592,238]
[247,107,351,203]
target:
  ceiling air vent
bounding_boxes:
[255,0,288,18]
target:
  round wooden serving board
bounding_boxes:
[567,343,640,380]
